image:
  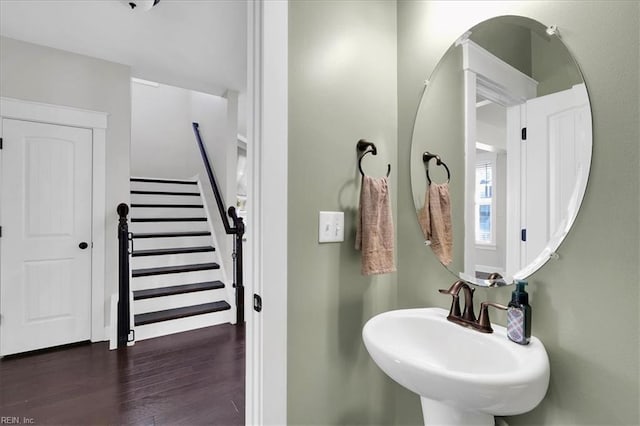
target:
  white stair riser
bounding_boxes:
[132,269,223,291]
[130,221,210,234]
[131,251,218,270]
[131,181,198,193]
[134,288,227,314]
[134,310,233,341]
[128,177,235,342]
[130,207,206,218]
[132,235,214,250]
[131,193,202,205]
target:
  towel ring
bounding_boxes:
[423,151,450,184]
[357,139,391,177]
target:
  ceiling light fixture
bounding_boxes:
[128,0,160,11]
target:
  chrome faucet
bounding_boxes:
[439,280,507,333]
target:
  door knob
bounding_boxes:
[79,242,89,250]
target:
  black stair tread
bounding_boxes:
[131,217,207,222]
[132,246,215,257]
[131,190,200,196]
[131,231,211,239]
[134,301,230,326]
[130,178,197,185]
[131,203,204,208]
[132,262,220,277]
[133,280,225,300]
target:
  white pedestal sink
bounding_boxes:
[362,308,550,426]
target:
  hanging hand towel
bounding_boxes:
[355,176,396,276]
[418,182,452,266]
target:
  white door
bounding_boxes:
[520,83,591,267]
[1,119,92,356]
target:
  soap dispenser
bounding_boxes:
[507,280,531,345]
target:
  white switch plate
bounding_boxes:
[319,211,344,243]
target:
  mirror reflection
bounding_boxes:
[411,16,592,286]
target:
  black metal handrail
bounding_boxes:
[117,203,133,347]
[192,122,245,324]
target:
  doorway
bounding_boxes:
[0,1,289,421]
[1,119,92,356]
[0,98,108,357]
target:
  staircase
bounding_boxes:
[129,177,234,341]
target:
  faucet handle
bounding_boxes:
[477,302,508,333]
[439,290,462,318]
[439,280,468,295]
[438,288,454,295]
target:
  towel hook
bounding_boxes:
[423,151,450,184]
[357,139,391,177]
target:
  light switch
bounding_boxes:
[319,211,344,243]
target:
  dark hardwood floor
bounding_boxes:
[0,324,245,426]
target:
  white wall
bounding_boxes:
[131,82,227,180]
[475,152,507,273]
[475,106,507,273]
[0,37,239,332]
[0,36,130,333]
[476,103,506,150]
[131,81,236,279]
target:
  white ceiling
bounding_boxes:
[0,0,247,97]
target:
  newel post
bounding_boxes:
[117,203,132,347]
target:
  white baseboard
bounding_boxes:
[109,294,118,350]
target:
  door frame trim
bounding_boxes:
[246,1,288,423]
[0,96,108,344]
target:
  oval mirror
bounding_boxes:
[410,15,592,287]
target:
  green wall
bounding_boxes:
[531,31,584,97]
[409,45,465,273]
[288,1,398,424]
[288,1,638,424]
[397,2,639,425]
[470,20,533,77]
[468,17,583,96]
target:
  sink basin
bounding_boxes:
[362,308,550,425]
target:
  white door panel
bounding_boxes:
[523,84,590,267]
[1,119,92,356]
